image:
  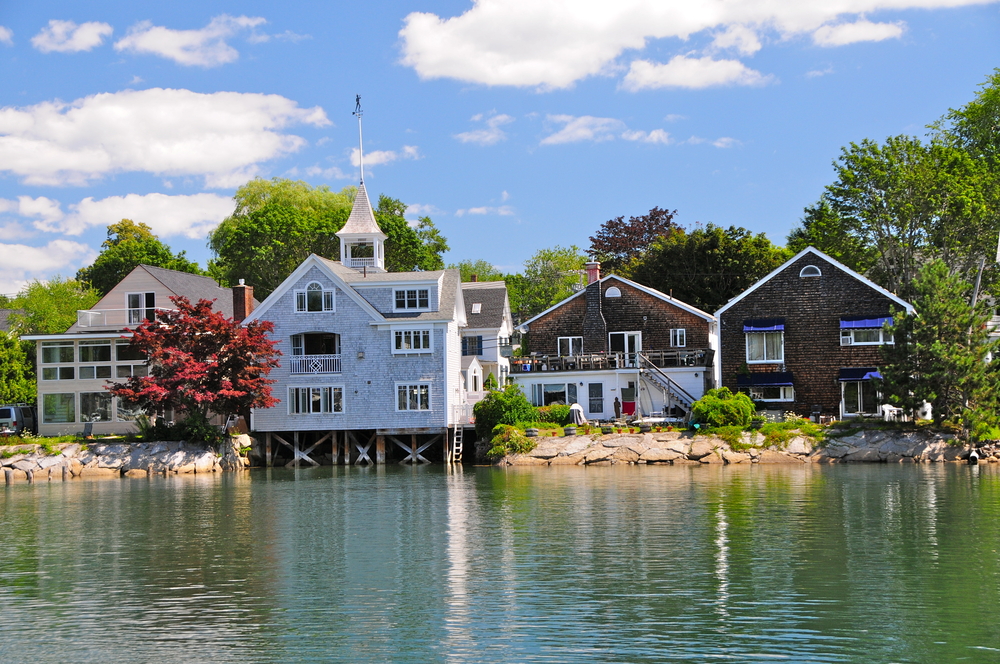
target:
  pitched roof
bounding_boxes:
[336,182,385,238]
[0,309,22,333]
[461,281,509,329]
[713,246,915,316]
[141,265,253,318]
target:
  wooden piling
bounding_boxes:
[265,432,272,467]
[376,435,385,464]
[62,464,69,481]
[4,469,11,485]
[25,469,33,483]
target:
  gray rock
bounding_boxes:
[786,437,813,455]
[60,443,82,457]
[602,435,643,448]
[37,456,65,470]
[527,443,561,459]
[640,448,684,463]
[721,450,751,464]
[823,443,855,459]
[558,437,592,456]
[689,439,715,459]
[843,448,881,462]
[12,459,38,472]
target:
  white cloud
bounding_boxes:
[399,1,958,89]
[0,222,32,242]
[623,56,774,91]
[305,164,351,180]
[712,137,740,148]
[0,239,96,295]
[32,20,113,53]
[114,14,266,67]
[711,24,761,55]
[350,145,421,168]
[454,112,515,145]
[541,115,624,145]
[2,192,234,239]
[455,205,514,217]
[622,129,672,144]
[405,203,441,217]
[664,114,686,122]
[0,88,330,187]
[813,19,905,47]
[501,190,510,201]
[0,26,13,46]
[806,65,835,78]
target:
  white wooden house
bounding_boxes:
[243,182,472,465]
[460,280,514,403]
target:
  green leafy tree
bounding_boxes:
[691,387,756,428]
[0,330,34,404]
[10,277,100,335]
[506,245,587,322]
[880,260,1000,440]
[77,220,202,295]
[933,68,1000,167]
[629,224,790,312]
[375,195,450,272]
[448,259,505,283]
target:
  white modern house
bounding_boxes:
[244,181,473,465]
[24,265,255,436]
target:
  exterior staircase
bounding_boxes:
[638,354,698,419]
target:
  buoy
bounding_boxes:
[969,449,980,465]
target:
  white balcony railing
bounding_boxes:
[289,354,342,374]
[345,256,377,269]
[77,308,175,328]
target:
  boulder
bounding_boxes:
[559,438,592,456]
[613,446,640,463]
[672,458,701,465]
[79,467,120,478]
[584,447,615,464]
[688,439,715,460]
[757,450,801,464]
[193,451,217,473]
[640,448,684,463]
[843,448,881,462]
[60,443,82,457]
[527,444,561,459]
[12,459,38,472]
[700,452,724,464]
[721,450,751,464]
[549,453,586,466]
[602,435,643,448]
[823,443,855,459]
[509,455,548,466]
[97,455,123,469]
[785,437,813,455]
[124,469,148,478]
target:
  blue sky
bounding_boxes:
[0,0,997,294]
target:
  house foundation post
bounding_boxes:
[265,432,272,467]
[376,435,385,464]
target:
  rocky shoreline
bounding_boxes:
[491,429,986,466]
[0,436,251,483]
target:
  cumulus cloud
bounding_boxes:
[454,112,515,145]
[541,115,624,145]
[398,1,959,89]
[114,14,266,67]
[405,203,441,217]
[622,56,774,91]
[806,65,835,78]
[32,20,113,53]
[813,19,905,47]
[2,193,234,239]
[0,26,13,46]
[305,164,351,180]
[0,240,96,295]
[0,88,330,187]
[350,145,421,168]
[712,137,740,148]
[622,129,672,144]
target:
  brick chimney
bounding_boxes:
[232,279,254,322]
[582,279,607,353]
[470,274,478,282]
[585,261,601,285]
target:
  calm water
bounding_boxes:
[2,464,1000,663]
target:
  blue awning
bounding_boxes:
[839,367,882,381]
[743,318,785,332]
[840,316,893,329]
[737,372,794,387]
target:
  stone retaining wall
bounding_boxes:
[496,429,979,466]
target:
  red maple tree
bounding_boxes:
[107,296,281,423]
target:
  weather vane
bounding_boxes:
[353,95,364,183]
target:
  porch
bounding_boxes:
[510,348,712,373]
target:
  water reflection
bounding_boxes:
[2,464,1000,662]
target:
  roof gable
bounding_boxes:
[461,281,511,330]
[714,246,914,316]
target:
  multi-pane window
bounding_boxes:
[841,328,893,345]
[746,332,783,363]
[42,366,75,381]
[78,340,111,362]
[670,329,686,348]
[116,340,145,362]
[395,330,432,353]
[557,336,583,356]
[41,341,73,364]
[462,335,483,356]
[289,386,344,414]
[80,392,112,422]
[749,386,795,402]
[116,365,149,378]
[397,383,430,411]
[42,393,75,423]
[589,382,604,414]
[395,289,429,309]
[80,366,113,380]
[295,282,335,312]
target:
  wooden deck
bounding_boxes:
[510,349,712,373]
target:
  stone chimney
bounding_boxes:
[582,280,607,353]
[232,279,254,322]
[585,261,601,285]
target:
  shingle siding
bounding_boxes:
[718,253,903,417]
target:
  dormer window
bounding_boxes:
[395,289,429,310]
[800,265,822,278]
[295,282,335,312]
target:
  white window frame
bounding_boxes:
[294,281,335,313]
[288,386,344,414]
[557,336,583,356]
[42,366,75,381]
[799,265,822,278]
[80,392,112,423]
[79,365,113,380]
[396,382,431,411]
[126,291,156,325]
[749,386,795,402]
[841,328,893,346]
[393,329,433,354]
[41,341,74,364]
[670,329,686,348]
[394,288,431,311]
[745,331,784,363]
[42,393,75,424]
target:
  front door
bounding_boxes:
[609,332,641,367]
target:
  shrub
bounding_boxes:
[487,424,537,460]
[536,404,572,425]
[483,372,499,391]
[691,387,755,428]
[473,384,538,440]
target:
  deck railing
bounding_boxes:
[289,354,342,374]
[510,349,712,373]
[345,257,377,269]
